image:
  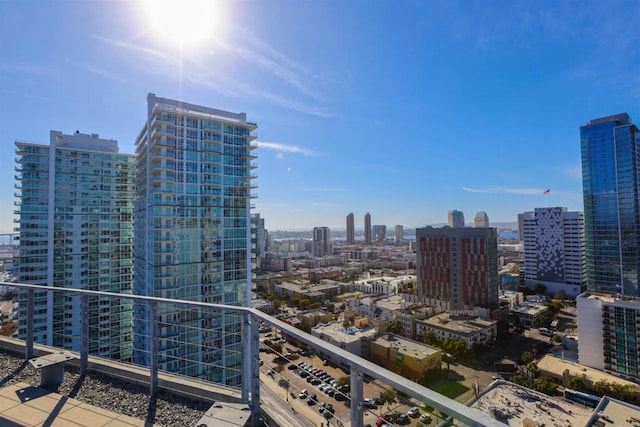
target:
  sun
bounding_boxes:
[143,0,220,46]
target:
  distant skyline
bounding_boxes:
[1,1,639,231]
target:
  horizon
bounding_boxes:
[1,1,639,231]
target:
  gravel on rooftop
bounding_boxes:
[0,350,211,426]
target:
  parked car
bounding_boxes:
[310,378,322,385]
[396,414,409,424]
[299,389,308,399]
[307,394,318,405]
[408,406,419,417]
[419,414,432,423]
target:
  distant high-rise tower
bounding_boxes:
[394,225,404,245]
[15,131,135,359]
[522,207,585,298]
[416,226,498,310]
[517,213,525,242]
[580,113,640,296]
[251,213,268,270]
[474,211,489,228]
[364,212,371,245]
[134,94,256,385]
[312,226,331,257]
[372,225,386,243]
[448,210,465,228]
[346,212,355,244]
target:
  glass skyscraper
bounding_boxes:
[134,94,256,386]
[580,113,640,296]
[15,131,135,359]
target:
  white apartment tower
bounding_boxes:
[522,207,585,297]
[577,292,640,382]
[474,211,489,227]
[134,94,256,386]
[15,131,135,359]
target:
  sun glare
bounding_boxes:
[144,0,219,46]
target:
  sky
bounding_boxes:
[0,0,638,232]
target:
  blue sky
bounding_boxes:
[1,0,638,232]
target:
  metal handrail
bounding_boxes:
[1,281,501,427]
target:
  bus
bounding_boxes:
[563,389,600,408]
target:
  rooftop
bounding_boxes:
[418,314,496,335]
[371,335,440,358]
[472,380,594,427]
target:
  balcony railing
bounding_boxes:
[1,281,501,427]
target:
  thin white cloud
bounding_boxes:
[82,64,131,84]
[92,34,336,118]
[91,35,178,64]
[462,186,549,195]
[256,141,317,156]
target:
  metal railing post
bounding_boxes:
[25,289,34,361]
[242,313,250,403]
[149,300,158,398]
[350,367,364,427]
[250,313,260,427]
[80,294,88,375]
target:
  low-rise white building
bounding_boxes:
[416,314,498,350]
[311,321,377,358]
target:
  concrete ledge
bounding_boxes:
[0,336,242,404]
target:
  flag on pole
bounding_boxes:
[473,380,479,398]
[544,189,550,195]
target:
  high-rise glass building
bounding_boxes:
[312,226,331,257]
[134,94,256,385]
[346,212,355,244]
[394,225,403,245]
[580,113,640,296]
[251,213,267,271]
[448,210,465,228]
[372,225,386,242]
[15,131,135,359]
[364,212,371,245]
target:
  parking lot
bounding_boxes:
[259,325,441,426]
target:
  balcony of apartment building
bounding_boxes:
[0,282,502,427]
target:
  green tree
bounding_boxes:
[534,376,558,395]
[520,351,534,365]
[271,299,281,312]
[423,330,438,345]
[327,303,335,313]
[340,302,346,311]
[299,298,310,309]
[386,321,402,334]
[343,319,350,328]
[337,376,350,389]
[379,388,398,410]
[452,339,467,359]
